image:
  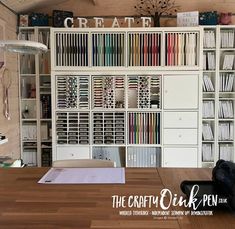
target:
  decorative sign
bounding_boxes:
[19,15,29,27]
[111,184,227,219]
[177,11,199,27]
[64,17,152,28]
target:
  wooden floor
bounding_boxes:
[0,168,234,229]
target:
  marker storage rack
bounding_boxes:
[92,112,125,145]
[56,112,89,145]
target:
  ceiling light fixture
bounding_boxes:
[0,40,47,54]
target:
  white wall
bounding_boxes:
[0,4,20,159]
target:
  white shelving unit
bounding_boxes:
[218,25,235,163]
[18,27,52,167]
[51,27,202,168]
[202,26,217,167]
[202,25,235,167]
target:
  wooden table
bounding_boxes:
[0,168,234,229]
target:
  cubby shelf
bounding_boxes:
[51,27,203,168]
[202,25,235,166]
[51,27,201,71]
[19,27,52,167]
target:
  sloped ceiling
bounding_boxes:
[0,0,96,13]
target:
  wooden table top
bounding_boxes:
[0,167,234,229]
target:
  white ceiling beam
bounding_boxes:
[1,0,67,13]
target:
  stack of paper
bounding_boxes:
[219,144,233,161]
[127,147,161,167]
[22,124,37,140]
[38,168,125,184]
[22,150,37,166]
[219,101,234,118]
[221,29,235,48]
[218,122,234,140]
[221,52,235,70]
[202,144,214,162]
[203,30,216,48]
[202,123,214,140]
[219,73,234,92]
[203,74,215,92]
[203,52,215,70]
[203,101,215,118]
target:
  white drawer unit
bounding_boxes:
[56,146,90,160]
[164,112,198,128]
[164,129,198,145]
[163,74,198,109]
[163,147,198,167]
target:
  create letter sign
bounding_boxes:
[64,17,152,28]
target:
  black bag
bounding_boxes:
[199,11,218,25]
[181,160,235,210]
[212,160,235,209]
[53,10,73,27]
[29,13,49,26]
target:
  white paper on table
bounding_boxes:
[38,167,125,184]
